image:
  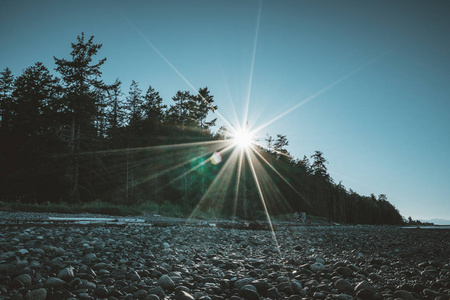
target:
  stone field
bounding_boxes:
[0,212,449,300]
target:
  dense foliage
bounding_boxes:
[0,34,403,224]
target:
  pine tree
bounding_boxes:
[0,68,15,129]
[126,80,144,127]
[190,87,217,130]
[167,90,191,126]
[310,150,328,178]
[105,79,124,139]
[54,33,106,203]
[143,85,166,125]
[273,134,289,157]
[265,134,273,152]
[11,62,61,136]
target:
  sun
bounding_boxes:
[233,128,255,149]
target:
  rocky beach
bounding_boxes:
[0,212,449,300]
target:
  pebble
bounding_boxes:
[0,263,17,275]
[266,287,282,299]
[310,262,325,272]
[14,274,32,287]
[17,249,29,256]
[313,292,326,299]
[157,274,175,291]
[25,288,47,300]
[58,266,75,281]
[93,286,109,297]
[393,290,414,300]
[334,278,353,293]
[336,267,353,278]
[148,286,165,298]
[240,285,260,300]
[336,295,354,300]
[133,290,148,299]
[368,272,383,281]
[45,277,65,288]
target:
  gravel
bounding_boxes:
[0,211,449,299]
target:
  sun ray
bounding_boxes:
[233,147,245,218]
[219,64,241,129]
[137,142,235,199]
[245,147,282,257]
[252,140,294,160]
[64,140,228,158]
[245,147,294,216]
[187,146,242,220]
[124,17,235,131]
[249,144,312,207]
[166,143,235,187]
[243,0,263,127]
[253,48,394,133]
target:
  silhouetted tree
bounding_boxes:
[11,62,61,136]
[54,32,106,203]
[265,134,273,152]
[190,87,217,130]
[273,134,289,158]
[0,68,15,129]
[143,85,166,126]
[126,80,144,127]
[105,78,124,139]
[167,90,191,126]
[311,150,328,178]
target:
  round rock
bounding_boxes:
[157,274,175,291]
[337,267,353,278]
[45,277,65,288]
[15,274,32,287]
[26,288,47,300]
[393,290,414,300]
[58,266,75,281]
[240,285,260,300]
[310,262,325,273]
[235,278,256,289]
[175,290,195,300]
[334,278,353,293]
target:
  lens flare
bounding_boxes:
[210,151,222,165]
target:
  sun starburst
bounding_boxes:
[232,128,255,149]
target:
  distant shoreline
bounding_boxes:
[400,225,450,229]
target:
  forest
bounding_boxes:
[0,33,404,225]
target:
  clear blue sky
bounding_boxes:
[1,0,449,221]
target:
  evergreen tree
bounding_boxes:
[273,134,289,156]
[0,68,15,129]
[54,32,106,203]
[126,80,144,126]
[311,150,328,178]
[167,90,191,126]
[190,87,217,130]
[265,134,273,151]
[143,85,166,125]
[105,79,124,139]
[11,62,61,136]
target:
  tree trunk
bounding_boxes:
[68,117,80,203]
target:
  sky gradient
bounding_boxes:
[1,0,449,221]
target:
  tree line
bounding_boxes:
[0,33,404,224]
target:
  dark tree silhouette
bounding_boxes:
[54,33,106,203]
[311,150,328,178]
[0,68,15,129]
[143,85,166,125]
